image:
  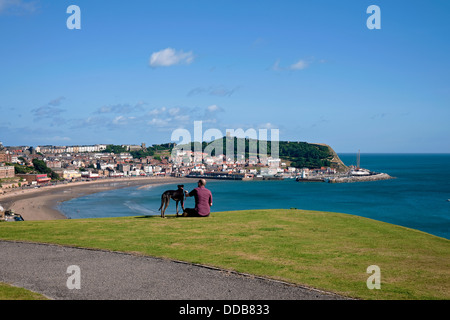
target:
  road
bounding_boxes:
[0,240,347,300]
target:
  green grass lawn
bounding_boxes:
[0,282,48,300]
[0,209,449,300]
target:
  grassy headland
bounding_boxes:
[175,137,348,171]
[0,209,448,300]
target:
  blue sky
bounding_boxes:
[0,0,449,153]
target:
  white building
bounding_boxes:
[260,167,278,176]
[268,157,281,168]
[142,165,153,174]
[81,172,99,179]
[62,170,82,180]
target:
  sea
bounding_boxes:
[58,154,450,239]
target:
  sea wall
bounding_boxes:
[328,173,394,183]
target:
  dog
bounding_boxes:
[158,185,187,218]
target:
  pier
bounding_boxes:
[296,172,394,183]
[327,172,394,183]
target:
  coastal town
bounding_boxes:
[0,141,393,195]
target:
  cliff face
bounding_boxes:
[311,143,348,172]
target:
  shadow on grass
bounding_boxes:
[135,215,206,220]
[135,215,181,219]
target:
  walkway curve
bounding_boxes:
[0,240,347,300]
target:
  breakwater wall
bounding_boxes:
[328,173,394,183]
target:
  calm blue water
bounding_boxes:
[59,154,450,239]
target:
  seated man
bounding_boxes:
[183,179,213,217]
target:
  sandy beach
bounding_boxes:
[0,176,193,221]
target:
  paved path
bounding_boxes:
[0,241,346,300]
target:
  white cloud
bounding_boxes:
[168,107,181,116]
[207,104,222,112]
[32,105,64,117]
[70,103,216,133]
[290,59,309,70]
[149,48,194,67]
[147,107,166,116]
[111,115,138,126]
[174,114,190,122]
[188,86,240,97]
[202,105,224,125]
[95,103,145,114]
[258,122,278,129]
[0,0,38,14]
[148,118,170,127]
[271,58,311,71]
[112,115,126,125]
[271,59,282,71]
[48,96,66,106]
[32,97,66,118]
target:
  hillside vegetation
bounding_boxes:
[102,138,347,170]
[178,137,348,170]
